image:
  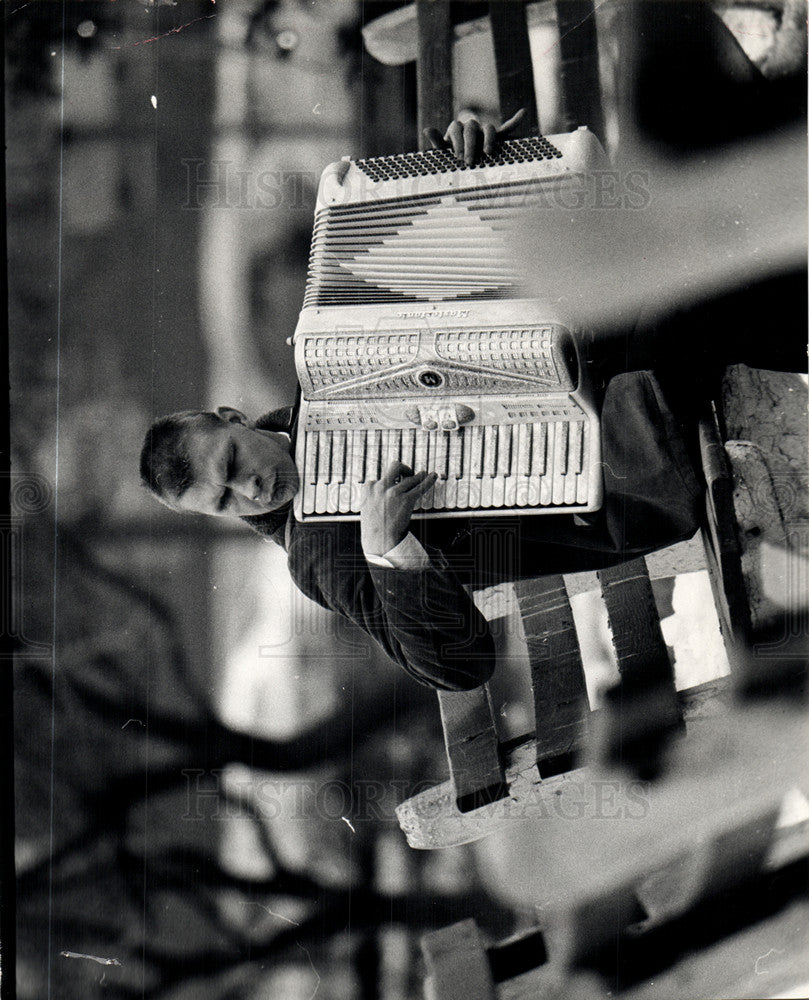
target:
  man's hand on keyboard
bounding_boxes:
[424,108,526,166]
[361,462,438,557]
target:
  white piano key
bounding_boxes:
[366,429,381,483]
[570,419,584,475]
[326,430,345,513]
[497,424,512,475]
[315,432,332,514]
[565,422,580,504]
[414,428,429,475]
[303,434,317,515]
[447,429,463,480]
[492,424,509,508]
[350,430,366,511]
[444,432,462,508]
[432,432,447,508]
[481,425,497,508]
[540,422,554,506]
[503,425,518,508]
[413,430,429,509]
[422,432,439,509]
[515,424,531,507]
[455,428,470,508]
[528,422,543,506]
[467,425,483,509]
[434,432,449,480]
[339,432,354,513]
[552,421,567,505]
[393,428,404,466]
[379,429,392,474]
[577,423,590,505]
[401,427,416,472]
[304,432,318,485]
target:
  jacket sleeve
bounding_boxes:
[287,523,496,691]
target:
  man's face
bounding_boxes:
[173,414,300,518]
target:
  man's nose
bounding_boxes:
[234,474,262,501]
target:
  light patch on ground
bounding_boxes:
[661,570,731,690]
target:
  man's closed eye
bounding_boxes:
[225,441,237,481]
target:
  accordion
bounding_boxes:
[292,129,608,522]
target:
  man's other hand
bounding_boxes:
[361,462,437,557]
[424,108,526,166]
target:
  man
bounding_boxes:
[141,360,709,693]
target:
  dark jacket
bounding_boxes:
[286,519,496,691]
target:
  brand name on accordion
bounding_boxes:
[396,309,471,320]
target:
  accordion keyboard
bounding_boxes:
[300,416,592,517]
[293,317,602,521]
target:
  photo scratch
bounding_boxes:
[297,942,322,1000]
[243,901,300,927]
[111,13,216,50]
[341,816,356,833]
[755,947,785,974]
[60,951,122,967]
[541,0,605,55]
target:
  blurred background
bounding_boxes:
[7,3,526,998]
[6,1,802,998]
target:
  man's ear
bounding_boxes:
[216,406,250,426]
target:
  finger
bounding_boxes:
[444,120,464,160]
[496,107,526,136]
[410,473,439,499]
[403,472,438,497]
[482,122,498,158]
[424,127,449,150]
[398,469,431,492]
[463,119,483,166]
[380,460,410,488]
[391,469,421,492]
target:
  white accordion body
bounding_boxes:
[292,128,608,522]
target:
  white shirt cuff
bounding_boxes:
[364,532,431,570]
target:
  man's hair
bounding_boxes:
[139,410,220,506]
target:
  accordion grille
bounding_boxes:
[354,135,562,181]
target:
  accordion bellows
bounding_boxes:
[292,129,608,522]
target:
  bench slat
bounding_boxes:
[594,558,682,775]
[514,574,588,777]
[598,558,674,687]
[438,686,507,814]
